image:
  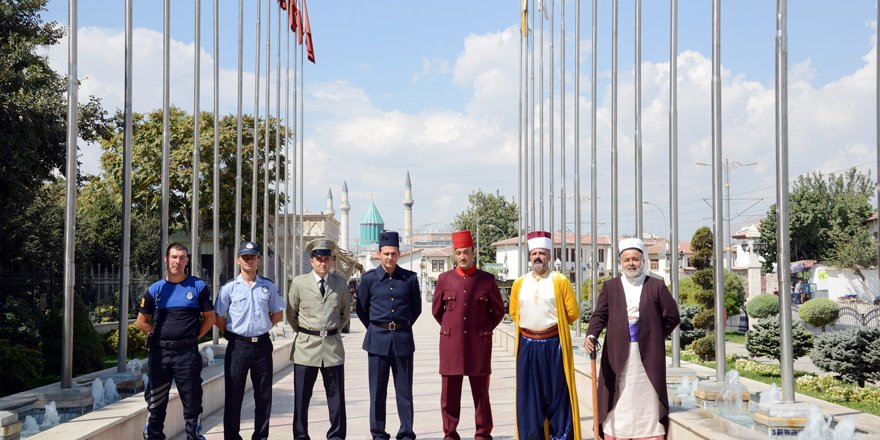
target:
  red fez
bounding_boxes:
[451,230,474,249]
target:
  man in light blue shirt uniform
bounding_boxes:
[215,241,284,440]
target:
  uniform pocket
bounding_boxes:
[476,295,488,313]
[439,323,452,337]
[443,291,456,311]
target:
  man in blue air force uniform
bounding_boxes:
[356,230,422,440]
[214,241,284,440]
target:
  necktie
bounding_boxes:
[319,278,325,297]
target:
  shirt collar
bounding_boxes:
[379,265,399,280]
[456,265,478,277]
[312,271,327,283]
[236,273,263,286]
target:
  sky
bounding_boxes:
[40,0,879,248]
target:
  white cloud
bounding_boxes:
[44,21,878,240]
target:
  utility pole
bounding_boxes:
[697,158,757,269]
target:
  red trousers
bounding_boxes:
[441,375,493,440]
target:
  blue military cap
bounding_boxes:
[379,230,399,248]
[238,241,261,256]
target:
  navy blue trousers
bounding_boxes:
[144,346,203,440]
[293,363,346,440]
[368,353,414,440]
[516,335,573,440]
[223,337,274,440]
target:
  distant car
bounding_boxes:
[874,294,880,306]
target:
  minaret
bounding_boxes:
[340,182,351,251]
[325,188,335,217]
[403,171,414,245]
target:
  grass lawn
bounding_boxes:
[724,331,746,345]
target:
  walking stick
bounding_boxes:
[588,335,600,440]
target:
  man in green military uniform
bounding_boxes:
[286,237,351,440]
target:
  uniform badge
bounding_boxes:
[186,291,194,300]
[140,298,145,307]
[246,243,254,249]
[320,240,327,247]
[262,286,269,293]
[156,294,162,302]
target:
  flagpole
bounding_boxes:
[283,11,290,303]
[192,0,202,281]
[234,0,243,268]
[211,0,221,345]
[263,0,271,274]
[62,0,79,388]
[634,0,643,238]
[539,0,545,231]
[162,0,170,274]
[711,0,727,383]
[298,14,305,277]
[669,0,681,367]
[292,3,299,276]
[611,0,619,276]
[560,0,567,271]
[274,3,281,281]
[549,0,555,243]
[590,0,598,310]
[251,0,261,243]
[574,0,582,337]
[118,0,133,370]
[518,1,525,274]
[530,0,536,230]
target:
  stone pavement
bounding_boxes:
[179,298,521,440]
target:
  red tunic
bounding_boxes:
[432,267,505,376]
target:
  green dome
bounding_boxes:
[361,201,384,225]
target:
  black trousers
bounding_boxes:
[368,354,414,440]
[293,363,346,440]
[223,337,274,440]
[144,345,203,440]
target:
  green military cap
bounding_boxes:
[307,237,337,257]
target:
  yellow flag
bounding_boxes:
[521,0,528,38]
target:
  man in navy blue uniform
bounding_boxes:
[137,243,216,440]
[214,241,284,440]
[356,230,422,440]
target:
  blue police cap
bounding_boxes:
[379,230,400,248]
[238,241,261,256]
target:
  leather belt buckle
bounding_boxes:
[250,336,259,343]
[388,321,397,331]
[319,330,328,338]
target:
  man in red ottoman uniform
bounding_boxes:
[432,230,505,440]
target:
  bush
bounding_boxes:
[746,293,779,319]
[690,269,714,294]
[745,317,814,361]
[678,305,706,347]
[811,327,880,387]
[733,358,780,376]
[41,295,105,376]
[692,333,716,362]
[579,276,612,302]
[796,374,880,404]
[681,270,745,317]
[677,277,705,307]
[579,299,593,325]
[692,308,715,330]
[0,339,44,396]
[106,323,149,359]
[798,298,839,331]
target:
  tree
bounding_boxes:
[690,226,714,270]
[797,298,840,332]
[451,190,518,268]
[745,317,814,361]
[746,293,780,319]
[759,169,876,271]
[93,107,289,266]
[811,327,880,387]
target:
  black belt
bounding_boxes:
[225,331,269,343]
[372,321,409,331]
[298,327,339,338]
[157,337,198,349]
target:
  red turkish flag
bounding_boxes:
[301,0,315,63]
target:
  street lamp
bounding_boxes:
[642,201,668,239]
[696,158,758,269]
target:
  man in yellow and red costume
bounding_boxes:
[509,230,581,440]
